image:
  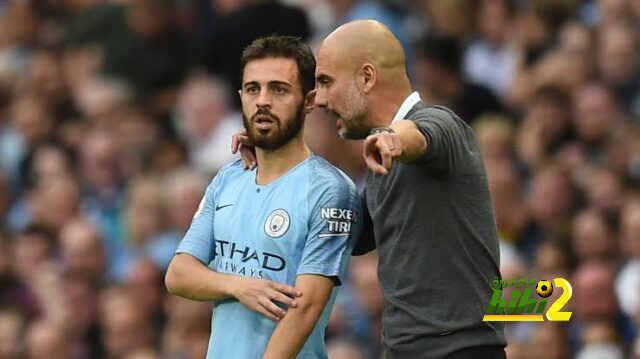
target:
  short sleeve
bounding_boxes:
[352,190,375,256]
[297,186,362,284]
[174,177,219,265]
[412,107,469,171]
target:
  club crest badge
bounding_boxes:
[264,209,290,238]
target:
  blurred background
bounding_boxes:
[0,0,639,358]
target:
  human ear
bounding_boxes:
[304,89,316,114]
[359,63,376,93]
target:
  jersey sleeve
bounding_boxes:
[352,190,375,256]
[412,106,470,171]
[297,184,362,284]
[174,175,220,265]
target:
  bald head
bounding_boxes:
[321,20,406,74]
[314,20,412,138]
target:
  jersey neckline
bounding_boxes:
[251,153,315,189]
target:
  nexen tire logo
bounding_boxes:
[321,207,356,234]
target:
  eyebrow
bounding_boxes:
[243,80,292,88]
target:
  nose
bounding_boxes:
[315,87,327,108]
[256,88,272,109]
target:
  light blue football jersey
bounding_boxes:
[175,155,362,359]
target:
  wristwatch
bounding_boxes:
[369,127,395,135]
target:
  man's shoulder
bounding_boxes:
[407,103,471,134]
[308,156,356,187]
[308,155,359,202]
[408,103,459,121]
[209,159,246,186]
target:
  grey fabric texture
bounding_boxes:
[364,102,507,358]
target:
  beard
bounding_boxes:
[332,81,372,140]
[243,103,305,150]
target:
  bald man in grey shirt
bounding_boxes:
[314,21,506,358]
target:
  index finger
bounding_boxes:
[258,297,286,320]
[269,290,298,308]
[377,141,392,170]
[240,146,256,170]
[238,134,253,147]
[274,283,302,298]
[231,133,239,153]
[231,132,245,153]
[363,151,389,175]
[363,136,389,174]
[232,131,252,153]
[363,135,379,154]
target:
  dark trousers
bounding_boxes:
[445,345,506,359]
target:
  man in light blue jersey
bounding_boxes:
[164,36,362,359]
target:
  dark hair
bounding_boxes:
[240,36,316,96]
[532,84,571,107]
[20,224,56,248]
[416,35,463,74]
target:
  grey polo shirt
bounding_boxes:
[359,98,506,358]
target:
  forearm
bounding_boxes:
[262,302,324,359]
[165,253,235,301]
[262,274,333,359]
[391,120,427,162]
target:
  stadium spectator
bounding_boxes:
[25,319,72,359]
[174,75,242,174]
[572,261,636,348]
[464,0,518,96]
[571,209,617,263]
[59,218,107,284]
[100,287,154,358]
[0,310,25,359]
[413,34,504,125]
[63,0,190,112]
[516,85,573,171]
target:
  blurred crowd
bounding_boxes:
[0,0,639,358]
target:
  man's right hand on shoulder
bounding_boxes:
[230,277,301,321]
[231,130,257,169]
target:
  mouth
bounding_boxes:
[326,109,344,128]
[324,108,340,119]
[253,115,277,131]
